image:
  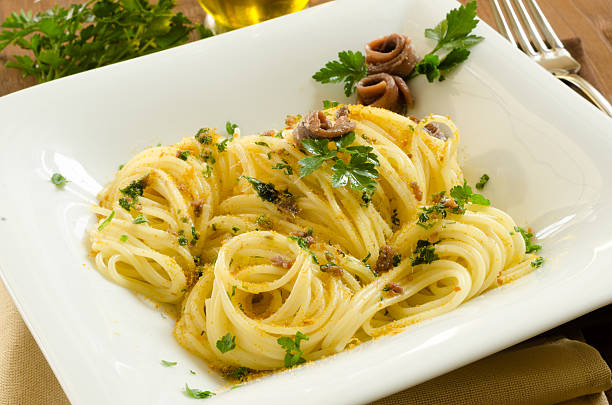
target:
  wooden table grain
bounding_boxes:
[1,0,611,100]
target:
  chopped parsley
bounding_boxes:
[177,150,190,161]
[392,254,401,267]
[254,141,269,147]
[288,231,318,264]
[226,121,238,135]
[191,226,200,241]
[217,138,231,152]
[160,360,177,367]
[277,331,309,368]
[202,165,213,178]
[272,160,293,175]
[185,384,215,399]
[231,226,239,233]
[391,209,400,226]
[178,230,188,246]
[118,175,148,211]
[411,240,440,266]
[515,226,542,254]
[216,333,236,354]
[241,176,280,203]
[132,215,148,224]
[120,235,128,242]
[97,210,115,231]
[312,50,367,96]
[51,173,69,186]
[256,215,272,229]
[200,151,216,164]
[231,285,237,297]
[322,100,340,108]
[190,370,196,375]
[475,173,490,190]
[223,367,250,381]
[531,256,544,268]
[195,128,212,144]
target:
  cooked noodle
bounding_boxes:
[89,105,538,372]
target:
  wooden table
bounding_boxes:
[1,0,611,99]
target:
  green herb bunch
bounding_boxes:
[0,0,212,82]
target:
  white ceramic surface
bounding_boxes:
[1,0,612,404]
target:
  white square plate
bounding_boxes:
[1,0,612,403]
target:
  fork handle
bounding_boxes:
[553,72,612,118]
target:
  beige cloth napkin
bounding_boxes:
[2,281,611,405]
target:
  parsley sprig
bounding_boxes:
[277,331,309,368]
[0,0,212,83]
[413,1,484,82]
[299,132,380,197]
[312,50,367,97]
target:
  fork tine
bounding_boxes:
[511,0,549,52]
[499,0,537,56]
[489,0,517,46]
[524,0,564,49]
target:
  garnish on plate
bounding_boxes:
[312,1,483,112]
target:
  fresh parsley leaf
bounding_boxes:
[226,121,238,135]
[132,215,148,224]
[312,50,367,97]
[531,256,544,268]
[475,173,489,190]
[178,234,188,246]
[411,240,440,266]
[184,384,215,399]
[331,157,378,192]
[161,360,177,367]
[216,333,236,354]
[97,210,115,231]
[51,172,69,186]
[277,331,309,368]
[120,234,128,242]
[515,226,542,254]
[118,197,132,212]
[450,181,490,207]
[254,141,269,147]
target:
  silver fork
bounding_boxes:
[489,0,612,117]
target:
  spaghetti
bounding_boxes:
[90,105,540,372]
